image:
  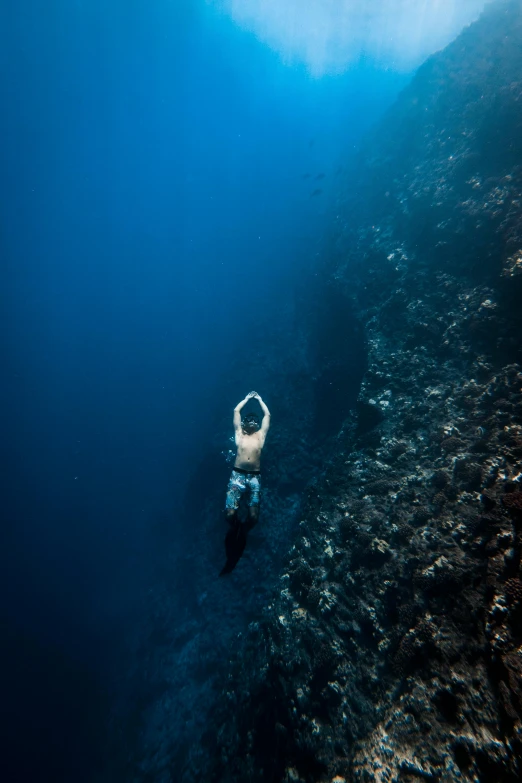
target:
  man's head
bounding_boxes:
[242,413,260,435]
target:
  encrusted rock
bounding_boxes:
[504,577,522,604]
[441,436,465,453]
[431,470,450,489]
[503,492,522,513]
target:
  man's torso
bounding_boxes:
[234,432,264,471]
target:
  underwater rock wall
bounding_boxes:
[205,2,522,782]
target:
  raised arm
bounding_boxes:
[255,394,271,436]
[233,392,255,432]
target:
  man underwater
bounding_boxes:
[220,391,271,575]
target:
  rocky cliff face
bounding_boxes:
[204,3,522,782]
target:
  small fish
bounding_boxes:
[310,188,323,197]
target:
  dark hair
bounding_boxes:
[242,413,260,432]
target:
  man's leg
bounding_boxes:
[220,471,248,576]
[226,508,237,525]
[246,475,261,530]
[225,470,244,525]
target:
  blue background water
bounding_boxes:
[1,1,483,780]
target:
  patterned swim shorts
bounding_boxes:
[225,469,261,510]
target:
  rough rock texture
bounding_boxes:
[201,3,522,782]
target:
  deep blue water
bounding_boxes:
[1,1,485,780]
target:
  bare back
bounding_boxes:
[234,431,266,471]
